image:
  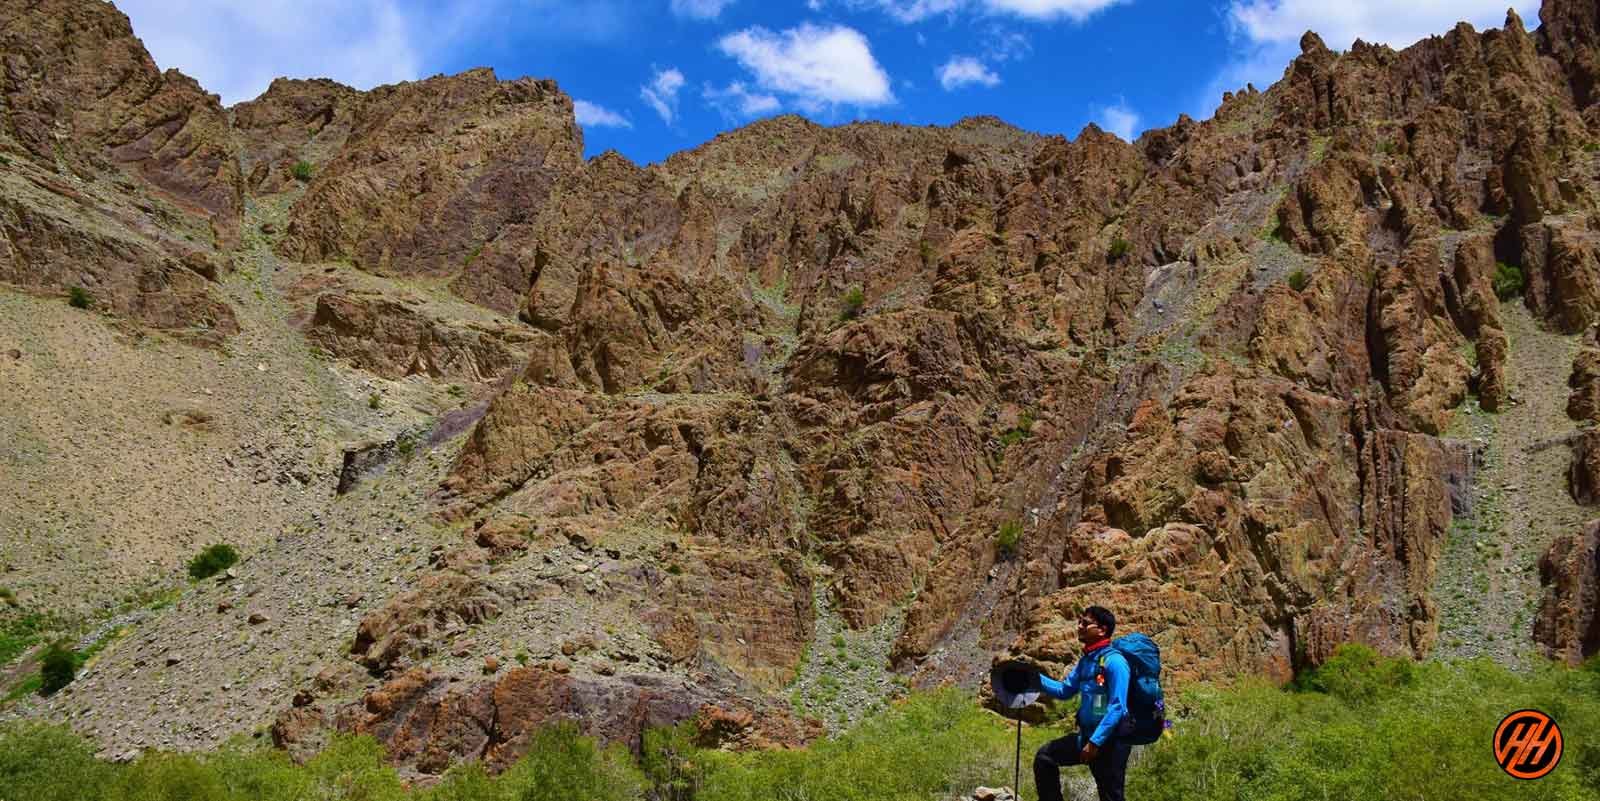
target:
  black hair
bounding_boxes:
[1083,605,1115,638]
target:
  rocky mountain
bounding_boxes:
[3,0,1600,779]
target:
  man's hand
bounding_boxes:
[1079,741,1100,763]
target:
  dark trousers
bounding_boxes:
[1033,731,1132,801]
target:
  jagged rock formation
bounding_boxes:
[7,0,1600,779]
[0,0,239,339]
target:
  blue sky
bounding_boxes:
[114,1,1540,165]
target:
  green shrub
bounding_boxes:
[1293,642,1414,704]
[1130,656,1600,801]
[1493,261,1525,301]
[39,642,75,695]
[67,286,92,309]
[368,392,381,410]
[0,154,10,166]
[0,587,15,607]
[696,687,1053,801]
[447,384,465,398]
[918,239,935,264]
[996,520,1023,558]
[0,722,117,801]
[995,411,1035,460]
[840,286,865,320]
[1287,269,1309,292]
[396,435,415,457]
[291,160,314,182]
[642,722,705,801]
[466,723,642,801]
[1107,237,1131,260]
[186,543,239,580]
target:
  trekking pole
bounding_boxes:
[1013,716,1022,800]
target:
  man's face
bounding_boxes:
[1076,613,1105,645]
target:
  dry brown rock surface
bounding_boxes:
[7,0,1600,779]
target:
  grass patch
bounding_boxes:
[993,411,1035,463]
[67,287,92,310]
[996,520,1023,558]
[187,543,239,580]
[1286,269,1309,292]
[1494,261,1525,301]
[839,285,865,321]
[1107,237,1131,261]
[291,160,313,182]
[0,612,55,667]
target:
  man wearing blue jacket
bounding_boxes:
[1033,605,1132,801]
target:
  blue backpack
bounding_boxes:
[1097,633,1165,745]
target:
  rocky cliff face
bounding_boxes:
[6,0,1600,779]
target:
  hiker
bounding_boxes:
[1032,605,1132,801]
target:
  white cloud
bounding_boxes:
[938,57,1001,90]
[1194,1,1540,117]
[982,26,1032,61]
[703,81,782,119]
[670,0,735,20]
[717,24,894,110]
[573,99,632,128]
[981,0,1127,21]
[1097,100,1140,140]
[113,0,638,106]
[870,0,964,23]
[640,67,687,125]
[858,0,1123,23]
[114,0,421,105]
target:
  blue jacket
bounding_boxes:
[1038,643,1130,746]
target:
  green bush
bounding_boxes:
[1292,643,1414,703]
[1107,237,1131,260]
[368,392,382,410]
[0,722,117,801]
[641,723,705,801]
[996,520,1023,558]
[186,543,239,580]
[39,642,75,695]
[0,587,15,607]
[697,688,1052,801]
[291,160,314,182]
[840,286,866,320]
[1287,268,1309,292]
[67,286,92,309]
[1494,261,1525,301]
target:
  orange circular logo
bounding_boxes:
[1494,709,1562,779]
